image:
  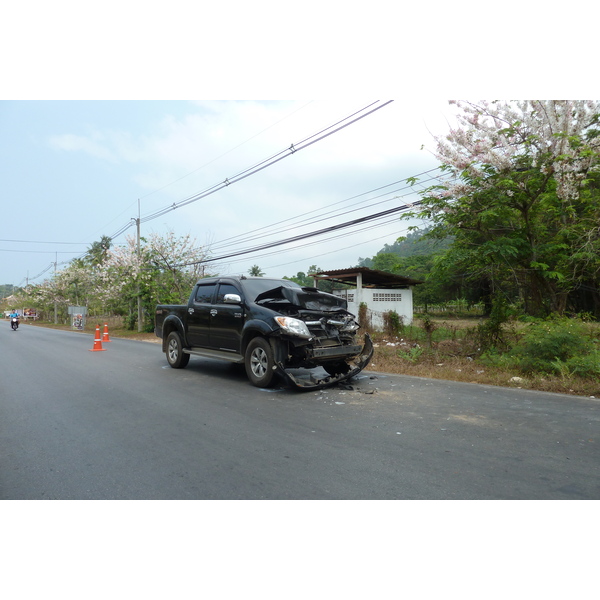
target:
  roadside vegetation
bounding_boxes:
[362,309,600,398]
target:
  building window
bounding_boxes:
[373,292,402,302]
[333,291,354,302]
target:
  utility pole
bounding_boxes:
[136,199,143,333]
[54,253,58,324]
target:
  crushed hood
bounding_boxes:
[255,285,347,312]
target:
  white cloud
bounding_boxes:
[48,132,117,162]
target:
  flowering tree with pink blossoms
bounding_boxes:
[95,230,212,329]
[18,231,212,327]
[410,100,600,317]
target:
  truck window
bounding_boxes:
[216,283,241,303]
[194,283,217,304]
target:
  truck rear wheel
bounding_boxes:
[166,331,190,369]
[245,337,276,388]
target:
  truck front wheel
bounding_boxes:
[245,337,276,388]
[166,331,190,369]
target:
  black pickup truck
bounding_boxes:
[155,276,373,390]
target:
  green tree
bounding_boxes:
[248,265,264,276]
[408,100,600,317]
[283,266,335,292]
[85,235,112,266]
[358,227,452,265]
[371,252,401,273]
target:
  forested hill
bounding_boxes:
[357,227,452,267]
[0,284,18,298]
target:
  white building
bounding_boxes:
[311,267,423,330]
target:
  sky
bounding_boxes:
[0,99,460,288]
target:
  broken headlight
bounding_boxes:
[326,317,359,332]
[274,316,312,338]
[340,321,360,332]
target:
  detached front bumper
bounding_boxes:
[279,333,374,391]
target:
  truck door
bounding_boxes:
[186,282,217,347]
[209,282,244,352]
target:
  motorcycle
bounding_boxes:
[10,317,19,330]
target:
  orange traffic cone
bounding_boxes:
[89,325,107,352]
[102,322,111,342]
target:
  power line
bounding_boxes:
[209,167,450,252]
[138,101,392,222]
[0,248,81,254]
[105,101,395,240]
[215,217,419,269]
[0,239,87,245]
[178,167,455,267]
[173,199,424,268]
[30,263,55,280]
[24,167,450,283]
[138,101,316,201]
[261,225,418,272]
[210,167,441,248]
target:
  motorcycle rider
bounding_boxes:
[9,310,19,329]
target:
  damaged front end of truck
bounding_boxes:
[255,285,374,390]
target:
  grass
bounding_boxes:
[23,316,600,398]
[366,317,600,398]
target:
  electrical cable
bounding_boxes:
[138,101,316,201]
[144,101,386,220]
[208,167,453,252]
[0,239,87,245]
[261,224,419,272]
[172,199,424,268]
[212,215,419,268]
[104,101,394,235]
[0,248,82,254]
[24,168,448,282]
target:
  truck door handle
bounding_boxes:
[188,308,194,314]
[210,309,218,317]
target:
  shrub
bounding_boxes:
[505,317,598,377]
[397,345,424,363]
[551,352,600,380]
[476,295,512,352]
[420,314,437,348]
[358,302,371,332]
[383,310,404,337]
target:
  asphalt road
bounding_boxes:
[1,321,599,499]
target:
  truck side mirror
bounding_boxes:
[223,293,242,304]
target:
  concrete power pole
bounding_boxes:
[137,199,143,333]
[54,253,58,324]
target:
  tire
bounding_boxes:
[166,331,190,369]
[245,337,276,388]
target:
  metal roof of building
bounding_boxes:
[309,267,423,288]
